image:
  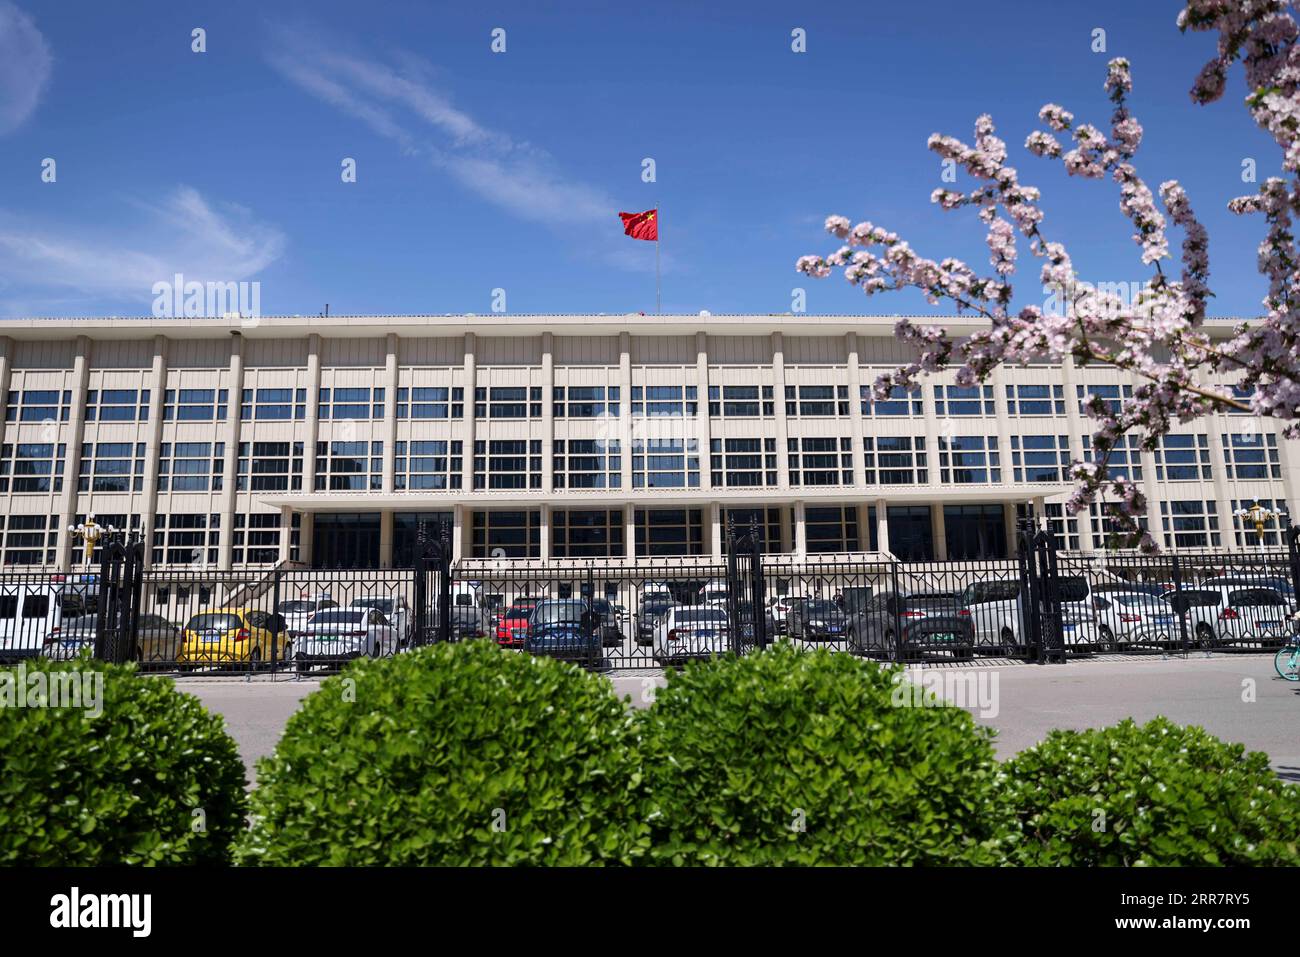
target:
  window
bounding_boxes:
[314,441,382,491]
[785,384,848,417]
[635,508,704,556]
[806,506,860,553]
[239,442,303,492]
[1160,500,1220,549]
[934,384,994,416]
[1005,384,1064,416]
[319,387,385,420]
[472,510,540,558]
[0,443,66,493]
[474,387,541,419]
[1010,434,1070,483]
[397,386,463,419]
[78,442,145,492]
[1082,433,1144,481]
[1017,503,1080,551]
[724,507,783,554]
[158,442,224,492]
[163,388,228,421]
[946,504,1008,559]
[0,514,58,566]
[708,385,773,418]
[1231,499,1288,548]
[863,436,928,485]
[6,389,72,423]
[710,438,776,487]
[861,384,922,416]
[632,438,699,488]
[938,435,1000,484]
[553,386,620,418]
[552,510,624,558]
[241,388,305,421]
[632,385,697,417]
[1221,432,1280,480]
[1076,383,1133,415]
[1089,502,1150,550]
[395,441,462,490]
[1223,384,1254,414]
[86,389,149,422]
[473,439,541,490]
[1154,434,1211,481]
[787,436,853,485]
[553,439,620,489]
[233,512,299,565]
[152,513,220,565]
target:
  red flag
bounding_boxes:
[619,208,658,241]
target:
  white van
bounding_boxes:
[0,577,99,662]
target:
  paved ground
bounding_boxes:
[180,652,1300,785]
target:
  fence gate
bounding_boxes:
[93,533,145,665]
[411,523,452,647]
[726,518,767,653]
[1016,521,1065,664]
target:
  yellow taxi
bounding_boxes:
[177,608,291,668]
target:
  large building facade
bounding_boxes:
[0,313,1290,571]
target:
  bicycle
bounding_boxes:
[1276,636,1300,682]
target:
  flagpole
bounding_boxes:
[655,205,661,315]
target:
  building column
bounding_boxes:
[696,331,712,490]
[875,498,890,554]
[931,503,948,560]
[56,336,92,572]
[383,333,398,493]
[0,338,13,459]
[462,333,477,492]
[140,335,168,570]
[379,508,394,568]
[452,504,465,562]
[541,332,555,493]
[1006,503,1022,557]
[278,505,293,564]
[710,501,722,563]
[539,503,552,561]
[772,332,791,490]
[619,331,633,491]
[846,333,866,487]
[217,333,244,571]
[624,502,636,560]
[794,500,807,557]
[299,513,315,568]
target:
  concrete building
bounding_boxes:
[0,313,1288,572]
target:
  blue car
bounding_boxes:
[523,599,602,663]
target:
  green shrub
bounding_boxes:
[0,657,247,865]
[637,644,1014,865]
[237,641,648,865]
[1005,717,1300,865]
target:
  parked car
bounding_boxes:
[1200,576,1297,613]
[768,595,806,634]
[636,596,677,646]
[40,615,98,660]
[277,596,339,636]
[589,598,625,648]
[178,608,290,669]
[449,605,490,641]
[698,580,730,606]
[292,607,395,672]
[0,579,99,663]
[523,599,602,663]
[346,595,413,646]
[785,597,849,641]
[1092,581,1169,599]
[958,576,1097,654]
[1092,591,1179,650]
[495,596,543,647]
[40,612,184,665]
[732,600,777,645]
[1161,585,1289,648]
[653,605,733,666]
[848,591,975,660]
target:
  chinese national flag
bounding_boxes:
[619,208,658,241]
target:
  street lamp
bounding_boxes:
[1232,501,1283,553]
[68,515,115,568]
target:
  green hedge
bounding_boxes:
[636,644,1014,865]
[237,641,648,865]
[1005,717,1300,865]
[0,658,247,865]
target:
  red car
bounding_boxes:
[495,598,543,647]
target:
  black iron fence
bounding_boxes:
[2,521,1298,676]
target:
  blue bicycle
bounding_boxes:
[1276,635,1300,682]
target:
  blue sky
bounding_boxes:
[0,0,1284,318]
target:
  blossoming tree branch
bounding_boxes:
[797,0,1299,552]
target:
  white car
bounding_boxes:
[1162,585,1289,649]
[291,607,396,671]
[345,595,413,646]
[1092,591,1180,650]
[653,605,734,665]
[277,596,339,636]
[959,576,1099,653]
[768,595,805,634]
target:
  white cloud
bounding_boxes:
[265,24,617,229]
[0,187,285,313]
[0,2,52,134]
